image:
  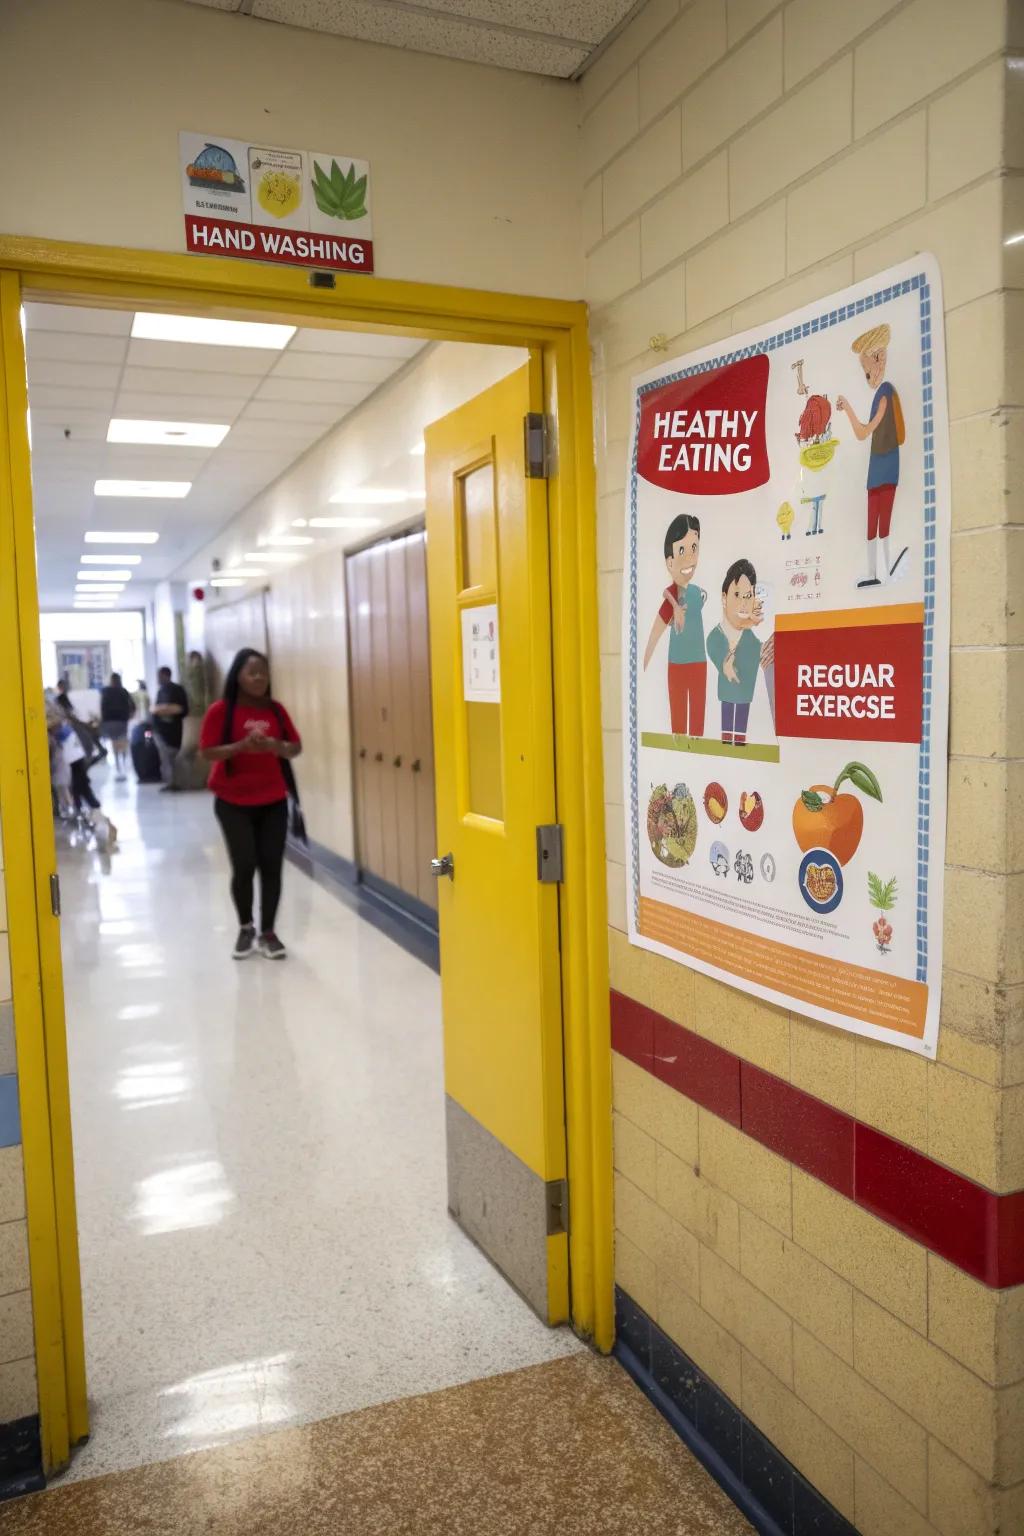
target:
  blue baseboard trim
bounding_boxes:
[0,1415,43,1503]
[286,837,440,973]
[614,1287,859,1536]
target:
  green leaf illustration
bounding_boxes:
[835,760,883,802]
[868,872,898,911]
[311,159,369,221]
[801,789,824,812]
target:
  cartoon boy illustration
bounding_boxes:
[706,558,770,746]
[642,513,706,737]
[837,323,907,588]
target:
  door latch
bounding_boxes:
[536,824,563,884]
[546,1178,569,1235]
[430,852,454,881]
[49,873,61,917]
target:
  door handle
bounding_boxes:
[358,747,367,759]
[393,755,402,767]
[374,751,383,762]
[411,758,421,773]
[430,853,454,881]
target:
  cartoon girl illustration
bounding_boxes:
[642,513,707,737]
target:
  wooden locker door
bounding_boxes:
[386,536,419,901]
[346,551,376,877]
[406,530,438,911]
[369,540,399,888]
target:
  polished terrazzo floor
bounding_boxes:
[54,777,583,1485]
[6,1355,753,1534]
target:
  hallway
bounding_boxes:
[56,776,583,1484]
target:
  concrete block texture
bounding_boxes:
[741,1350,856,1520]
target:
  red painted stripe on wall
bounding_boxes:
[610,990,1024,1290]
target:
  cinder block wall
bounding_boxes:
[584,1,1024,1532]
[0,824,37,1424]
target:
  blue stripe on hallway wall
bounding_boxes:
[0,1077,21,1148]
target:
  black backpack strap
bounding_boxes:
[269,701,300,804]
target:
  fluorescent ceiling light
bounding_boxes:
[94,479,191,498]
[329,488,416,505]
[85,532,160,544]
[292,518,308,528]
[107,419,230,448]
[243,552,297,564]
[210,577,247,588]
[77,570,133,581]
[410,442,426,457]
[76,583,125,593]
[308,516,382,530]
[260,535,314,547]
[81,553,142,565]
[131,313,296,349]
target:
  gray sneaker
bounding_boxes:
[259,932,287,960]
[233,925,257,960]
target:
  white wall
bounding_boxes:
[0,0,582,299]
[39,610,146,692]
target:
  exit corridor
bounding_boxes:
[55,777,582,1484]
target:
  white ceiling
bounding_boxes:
[25,302,425,610]
[180,0,642,76]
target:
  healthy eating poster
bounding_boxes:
[621,256,950,1056]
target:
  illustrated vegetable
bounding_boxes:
[703,782,727,824]
[868,871,898,954]
[739,791,764,832]
[647,782,698,868]
[311,159,368,221]
[792,761,882,866]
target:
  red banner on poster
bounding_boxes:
[185,215,374,273]
[774,617,924,744]
[636,355,770,496]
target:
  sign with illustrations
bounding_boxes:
[622,257,950,1056]
[461,605,501,703]
[179,132,373,273]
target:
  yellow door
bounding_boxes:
[425,362,568,1324]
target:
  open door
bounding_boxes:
[425,362,568,1324]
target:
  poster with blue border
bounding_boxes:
[622,256,950,1057]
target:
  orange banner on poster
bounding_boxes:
[639,897,927,1038]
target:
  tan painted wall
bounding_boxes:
[588,2,1024,1532]
[0,0,582,299]
[0,824,37,1425]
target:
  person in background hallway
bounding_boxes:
[151,665,189,791]
[199,648,301,962]
[133,677,151,720]
[99,672,136,781]
[54,676,74,715]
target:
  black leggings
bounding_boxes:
[214,798,289,934]
[70,760,100,812]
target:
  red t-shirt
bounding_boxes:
[199,699,301,806]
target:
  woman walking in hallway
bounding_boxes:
[199,648,302,961]
[100,671,136,780]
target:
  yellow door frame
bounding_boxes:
[0,234,613,1472]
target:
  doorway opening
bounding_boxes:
[0,244,611,1482]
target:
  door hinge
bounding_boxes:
[546,1177,569,1236]
[49,873,61,918]
[536,824,564,884]
[524,412,553,479]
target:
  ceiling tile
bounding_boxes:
[119,366,259,399]
[254,376,370,406]
[288,328,425,359]
[28,385,118,413]
[238,399,344,425]
[28,360,123,392]
[113,391,250,421]
[403,0,631,45]
[24,303,133,336]
[250,0,588,75]
[125,339,282,377]
[27,332,129,367]
[270,350,401,384]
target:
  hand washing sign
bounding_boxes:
[622,257,950,1056]
[180,132,373,273]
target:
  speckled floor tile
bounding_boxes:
[8,1355,753,1534]
[57,779,583,1484]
